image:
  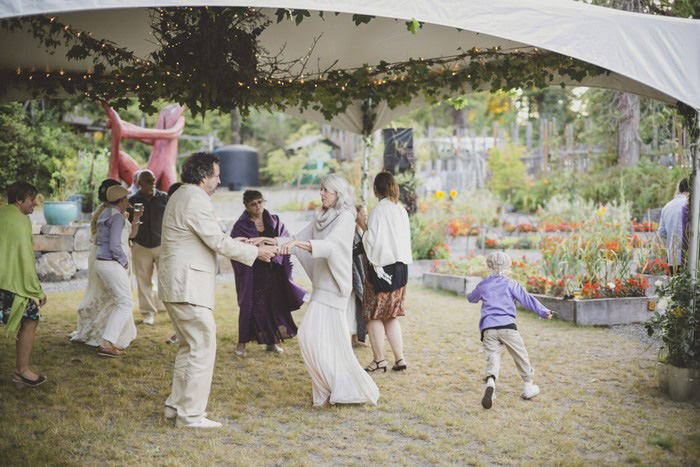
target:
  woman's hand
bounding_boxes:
[279,240,297,255]
[280,240,311,255]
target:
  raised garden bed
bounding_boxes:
[640,274,669,297]
[409,259,446,280]
[422,272,482,295]
[531,294,657,326]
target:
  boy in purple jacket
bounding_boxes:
[467,252,552,409]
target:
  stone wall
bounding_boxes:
[33,224,91,281]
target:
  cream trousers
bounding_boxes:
[482,328,534,383]
[164,302,217,426]
[94,260,134,345]
[131,243,164,317]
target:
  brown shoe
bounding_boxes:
[97,345,126,358]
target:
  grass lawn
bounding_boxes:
[1,281,699,465]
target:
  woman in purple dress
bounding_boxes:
[231,190,306,356]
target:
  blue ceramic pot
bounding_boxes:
[44,201,78,226]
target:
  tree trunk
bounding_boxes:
[616,91,640,166]
[615,0,641,167]
[230,108,241,145]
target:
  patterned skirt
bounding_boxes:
[362,276,406,322]
[0,289,40,325]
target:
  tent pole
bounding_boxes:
[688,110,700,278]
[361,135,371,204]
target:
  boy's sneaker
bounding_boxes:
[481,377,496,409]
[522,381,540,400]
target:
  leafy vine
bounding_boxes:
[1,7,617,125]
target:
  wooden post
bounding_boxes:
[526,122,533,151]
[687,111,700,277]
[361,135,371,204]
[543,120,549,173]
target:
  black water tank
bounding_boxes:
[214,144,259,191]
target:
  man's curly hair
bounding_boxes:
[181,152,220,185]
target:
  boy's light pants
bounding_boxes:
[482,328,534,382]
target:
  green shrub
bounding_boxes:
[487,141,530,201]
[512,160,688,218]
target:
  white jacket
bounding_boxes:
[159,184,257,309]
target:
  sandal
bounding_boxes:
[364,360,387,373]
[392,358,407,371]
[97,345,126,358]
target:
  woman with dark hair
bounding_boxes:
[231,190,305,356]
[0,181,47,386]
[357,172,412,373]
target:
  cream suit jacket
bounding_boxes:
[158,184,257,310]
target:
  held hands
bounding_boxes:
[233,237,277,246]
[544,310,554,320]
[256,244,278,262]
[279,240,311,255]
[245,237,277,246]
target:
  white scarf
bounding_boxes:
[315,206,354,232]
[362,199,413,284]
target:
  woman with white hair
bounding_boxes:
[273,174,379,407]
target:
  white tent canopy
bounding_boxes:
[2,1,699,273]
[1,0,699,133]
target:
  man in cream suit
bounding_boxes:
[159,152,276,428]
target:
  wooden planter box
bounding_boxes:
[409,259,446,280]
[656,363,700,402]
[422,272,482,295]
[531,294,656,326]
[640,274,669,297]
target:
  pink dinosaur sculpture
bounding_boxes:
[102,102,187,191]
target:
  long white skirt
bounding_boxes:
[298,300,379,407]
[346,295,357,335]
[70,241,136,349]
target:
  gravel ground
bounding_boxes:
[43,275,664,352]
[41,272,237,294]
[609,323,663,349]
[40,278,88,294]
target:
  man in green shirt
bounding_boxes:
[0,181,47,387]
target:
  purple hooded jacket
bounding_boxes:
[230,209,306,319]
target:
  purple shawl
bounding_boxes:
[230,209,306,317]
